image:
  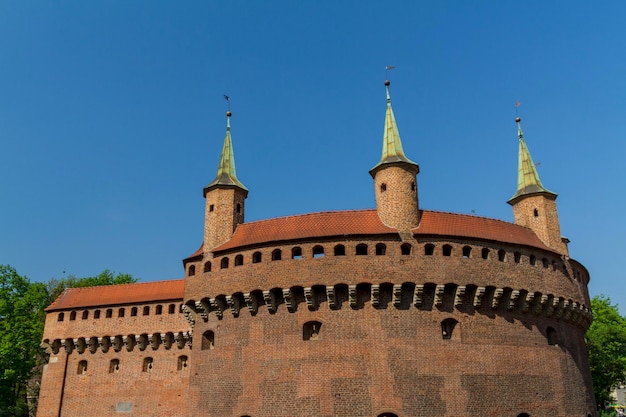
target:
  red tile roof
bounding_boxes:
[190,209,552,255]
[45,279,185,312]
[413,210,552,250]
[212,210,398,252]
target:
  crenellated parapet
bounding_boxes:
[42,331,192,354]
[183,281,592,331]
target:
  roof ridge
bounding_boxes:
[64,278,185,292]
[421,209,518,227]
[242,208,377,226]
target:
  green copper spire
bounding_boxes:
[507,117,556,204]
[370,80,419,177]
[203,111,248,196]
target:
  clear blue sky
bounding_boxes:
[1,2,624,310]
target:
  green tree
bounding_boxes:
[586,295,626,409]
[0,265,48,416]
[46,269,137,304]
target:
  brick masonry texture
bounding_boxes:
[38,107,595,416]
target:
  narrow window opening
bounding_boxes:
[177,355,188,371]
[292,247,303,259]
[252,252,262,263]
[542,258,549,268]
[77,360,88,375]
[202,331,215,350]
[378,413,399,417]
[118,308,125,318]
[442,245,452,256]
[142,357,153,373]
[58,313,64,322]
[234,255,244,266]
[94,310,101,319]
[303,321,322,341]
[82,310,89,320]
[143,306,150,316]
[209,204,214,212]
[356,244,368,255]
[424,244,435,256]
[375,243,386,255]
[529,255,536,266]
[380,183,387,192]
[533,208,538,217]
[271,249,282,261]
[498,249,506,262]
[106,309,113,318]
[188,265,196,276]
[401,243,411,255]
[131,307,137,317]
[334,244,346,256]
[313,246,325,258]
[204,261,211,272]
[69,311,76,321]
[220,257,229,269]
[547,327,558,346]
[155,305,162,315]
[109,359,120,374]
[518,413,530,417]
[168,304,176,314]
[441,318,458,340]
[514,252,521,263]
[411,182,416,191]
[481,248,489,260]
[236,203,241,214]
[462,246,471,258]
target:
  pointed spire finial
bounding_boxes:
[369,77,418,177]
[203,99,248,196]
[507,115,555,205]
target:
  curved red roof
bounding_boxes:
[46,279,185,312]
[191,209,552,255]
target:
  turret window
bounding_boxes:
[58,312,64,322]
[442,245,452,256]
[424,244,435,256]
[109,359,120,374]
[202,331,215,350]
[221,257,229,269]
[236,203,241,214]
[441,318,458,340]
[401,243,411,255]
[142,357,153,372]
[380,183,387,192]
[533,208,539,217]
[204,262,212,272]
[313,246,325,258]
[77,360,88,375]
[234,255,244,266]
[334,245,346,256]
[356,244,368,255]
[292,247,303,259]
[168,304,176,314]
[271,249,282,261]
[252,252,262,263]
[303,321,322,340]
[411,182,416,191]
[375,243,386,255]
[178,355,188,371]
[209,204,214,212]
[188,265,196,276]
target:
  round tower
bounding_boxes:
[369,80,420,233]
[203,111,248,253]
[507,117,568,255]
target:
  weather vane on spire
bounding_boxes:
[224,94,231,111]
[385,65,395,80]
[515,100,522,119]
